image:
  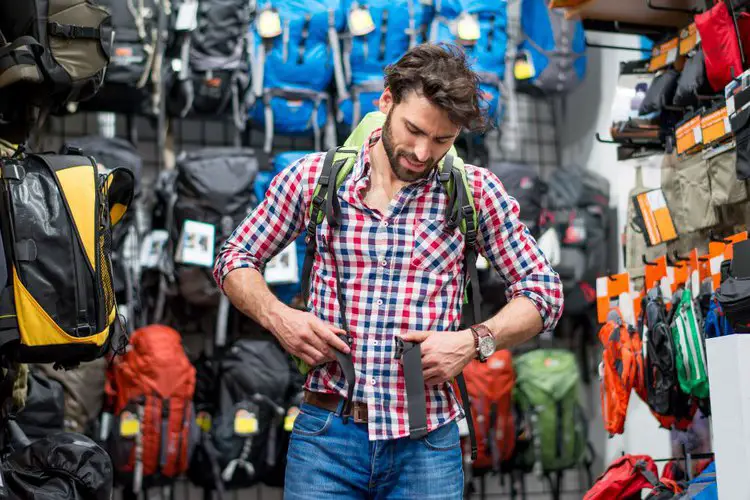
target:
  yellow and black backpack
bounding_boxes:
[0,146,134,367]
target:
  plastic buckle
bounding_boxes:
[75,324,93,337]
[393,337,416,360]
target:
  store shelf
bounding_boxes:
[573,0,705,32]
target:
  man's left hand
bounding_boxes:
[399,329,475,386]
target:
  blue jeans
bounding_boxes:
[284,402,464,499]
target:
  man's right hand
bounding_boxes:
[268,303,351,367]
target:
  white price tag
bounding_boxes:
[691,270,700,299]
[175,1,199,31]
[725,116,732,133]
[693,126,702,143]
[666,48,678,65]
[139,229,168,269]
[264,241,299,285]
[727,95,736,116]
[175,220,215,267]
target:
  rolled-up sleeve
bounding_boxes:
[213,155,310,292]
[474,168,564,332]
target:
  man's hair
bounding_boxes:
[383,43,489,133]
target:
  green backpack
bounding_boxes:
[513,349,588,474]
[296,111,481,457]
[670,287,709,400]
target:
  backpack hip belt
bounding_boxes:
[297,112,479,459]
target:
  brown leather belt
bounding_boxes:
[303,390,369,424]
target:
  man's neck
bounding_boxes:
[369,138,408,200]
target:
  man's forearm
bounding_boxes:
[480,296,545,350]
[222,267,288,332]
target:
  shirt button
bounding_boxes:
[376,299,384,306]
[371,378,376,386]
[373,340,379,346]
[381,221,389,227]
[380,260,387,267]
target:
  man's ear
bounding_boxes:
[378,87,393,115]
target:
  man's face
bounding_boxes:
[379,89,460,183]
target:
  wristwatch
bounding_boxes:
[470,324,496,362]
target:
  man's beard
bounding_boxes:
[381,113,437,183]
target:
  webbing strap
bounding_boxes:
[47,22,101,40]
[394,338,428,439]
[456,374,477,460]
[297,14,311,65]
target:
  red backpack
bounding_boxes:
[696,1,750,91]
[461,350,516,472]
[585,454,660,500]
[105,325,197,491]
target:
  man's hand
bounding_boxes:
[399,329,475,386]
[268,303,351,367]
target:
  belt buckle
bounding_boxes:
[352,405,367,424]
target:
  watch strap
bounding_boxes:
[470,324,494,361]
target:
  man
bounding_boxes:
[214,43,563,499]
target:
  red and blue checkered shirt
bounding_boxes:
[214,128,563,441]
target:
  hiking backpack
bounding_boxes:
[0,0,112,141]
[516,0,586,96]
[294,110,480,458]
[584,454,661,500]
[597,308,647,436]
[188,339,296,491]
[428,0,508,125]
[78,0,161,114]
[167,0,253,129]
[513,348,588,474]
[0,150,134,367]
[248,0,347,153]
[704,294,734,338]
[670,287,710,401]
[338,0,432,129]
[15,368,65,442]
[462,350,516,472]
[642,289,697,429]
[105,324,197,491]
[161,148,259,309]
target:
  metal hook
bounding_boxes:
[595,132,621,145]
[642,256,658,266]
[673,251,689,263]
[646,0,699,14]
[698,256,710,262]
[661,94,685,113]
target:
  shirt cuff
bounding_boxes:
[213,256,260,292]
[511,289,563,333]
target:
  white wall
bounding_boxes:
[560,31,672,467]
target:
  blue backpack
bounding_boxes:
[517,0,586,96]
[249,0,347,152]
[338,0,433,129]
[428,0,508,125]
[254,151,313,305]
[678,461,717,499]
[704,295,734,338]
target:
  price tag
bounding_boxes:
[666,48,678,65]
[119,411,140,438]
[727,95,736,116]
[257,8,282,39]
[196,411,212,433]
[691,270,700,299]
[514,52,535,80]
[348,7,375,36]
[234,409,259,436]
[456,13,480,44]
[175,0,199,31]
[265,241,299,285]
[174,220,215,267]
[724,116,732,133]
[284,406,299,432]
[693,126,702,143]
[140,229,168,269]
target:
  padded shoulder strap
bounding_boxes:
[440,155,478,240]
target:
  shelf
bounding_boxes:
[572,0,706,32]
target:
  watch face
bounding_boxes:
[479,336,495,358]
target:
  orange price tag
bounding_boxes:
[645,255,668,291]
[698,254,712,283]
[701,106,730,145]
[670,261,689,292]
[596,273,631,324]
[649,38,679,72]
[675,115,702,155]
[679,23,699,55]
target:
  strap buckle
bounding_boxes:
[393,337,416,360]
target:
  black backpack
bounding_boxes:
[0,0,112,141]
[486,162,544,238]
[78,0,161,114]
[14,368,65,442]
[543,164,610,315]
[167,0,253,129]
[188,339,295,492]
[162,148,259,308]
[641,290,694,422]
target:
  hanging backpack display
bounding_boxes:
[0,150,135,367]
[0,0,112,141]
[462,350,516,473]
[516,0,586,96]
[249,0,347,153]
[78,0,161,114]
[14,368,65,442]
[584,454,661,500]
[513,348,588,474]
[168,0,253,129]
[162,148,259,308]
[188,339,294,492]
[338,0,432,129]
[695,2,750,92]
[597,308,646,436]
[670,287,709,401]
[428,0,507,124]
[105,324,197,493]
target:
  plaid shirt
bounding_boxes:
[214,129,563,441]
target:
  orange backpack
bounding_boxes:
[598,308,647,436]
[105,325,197,491]
[460,350,516,472]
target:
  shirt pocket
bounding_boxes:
[411,219,463,276]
